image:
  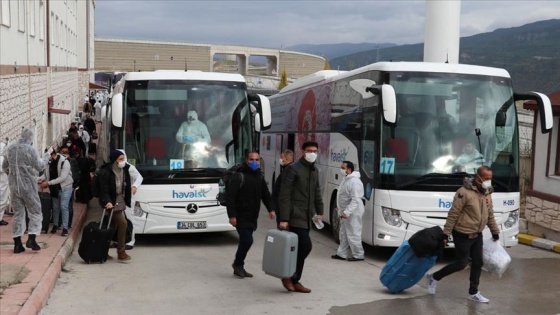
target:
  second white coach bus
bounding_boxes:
[104,70,271,234]
[260,61,553,247]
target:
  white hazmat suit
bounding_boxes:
[118,149,143,247]
[0,142,9,223]
[336,171,365,260]
[1,128,49,239]
[175,110,211,160]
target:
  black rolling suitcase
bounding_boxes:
[38,191,52,233]
[78,208,115,264]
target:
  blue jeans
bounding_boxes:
[52,187,72,229]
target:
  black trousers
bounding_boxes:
[289,227,312,284]
[234,227,254,267]
[433,230,483,295]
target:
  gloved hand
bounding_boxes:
[183,135,194,143]
[492,233,499,242]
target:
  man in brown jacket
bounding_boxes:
[426,165,500,303]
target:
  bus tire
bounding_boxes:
[330,195,340,244]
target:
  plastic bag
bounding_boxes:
[482,238,511,277]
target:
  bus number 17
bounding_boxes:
[380,157,395,174]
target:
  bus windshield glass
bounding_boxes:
[122,79,252,173]
[380,71,519,191]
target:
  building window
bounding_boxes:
[0,0,10,27]
[17,0,25,32]
[29,0,35,37]
[39,0,44,40]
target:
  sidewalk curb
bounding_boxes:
[518,233,560,254]
[19,204,89,315]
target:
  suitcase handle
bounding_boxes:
[100,207,114,229]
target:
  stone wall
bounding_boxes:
[0,69,82,151]
[525,195,560,242]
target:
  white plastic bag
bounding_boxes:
[482,238,511,277]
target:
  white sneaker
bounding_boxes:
[426,273,438,295]
[468,292,490,303]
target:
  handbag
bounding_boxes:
[114,194,126,211]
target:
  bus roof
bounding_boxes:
[278,70,347,94]
[276,62,512,96]
[123,71,247,82]
[336,61,511,81]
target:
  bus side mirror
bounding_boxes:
[111,92,124,128]
[249,94,271,130]
[515,92,553,133]
[254,113,261,132]
[366,84,397,125]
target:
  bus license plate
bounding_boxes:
[177,221,207,229]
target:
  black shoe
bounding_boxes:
[242,268,253,278]
[26,234,41,251]
[61,229,69,236]
[50,226,58,234]
[331,254,346,260]
[14,237,25,253]
[0,220,8,226]
[347,257,364,261]
[232,264,246,278]
[125,245,134,250]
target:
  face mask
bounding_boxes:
[248,160,259,171]
[66,142,72,147]
[117,161,126,168]
[481,180,492,189]
[304,152,317,163]
[339,169,347,176]
[279,158,285,166]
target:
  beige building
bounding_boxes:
[0,0,95,149]
[94,38,325,80]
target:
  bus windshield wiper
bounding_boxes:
[491,178,512,192]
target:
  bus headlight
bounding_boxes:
[133,201,144,217]
[503,209,519,229]
[381,207,402,227]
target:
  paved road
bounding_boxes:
[42,205,560,315]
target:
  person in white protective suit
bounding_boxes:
[1,128,51,253]
[175,110,211,160]
[331,161,365,261]
[94,95,102,122]
[0,141,10,225]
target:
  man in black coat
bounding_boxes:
[226,151,274,278]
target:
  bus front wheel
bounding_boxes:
[330,196,340,244]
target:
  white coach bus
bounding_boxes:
[105,70,271,234]
[260,62,553,247]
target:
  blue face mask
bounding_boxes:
[248,160,259,171]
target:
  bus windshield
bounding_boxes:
[380,71,519,191]
[122,80,252,173]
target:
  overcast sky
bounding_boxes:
[95,1,560,48]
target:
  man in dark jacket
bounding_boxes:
[226,151,274,278]
[278,141,324,293]
[271,149,294,225]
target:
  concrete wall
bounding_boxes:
[94,39,325,79]
[95,39,211,72]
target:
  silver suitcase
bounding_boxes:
[262,229,298,278]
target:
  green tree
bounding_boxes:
[324,60,331,70]
[278,68,289,90]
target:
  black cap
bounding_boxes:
[301,141,318,150]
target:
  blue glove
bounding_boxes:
[183,135,194,143]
